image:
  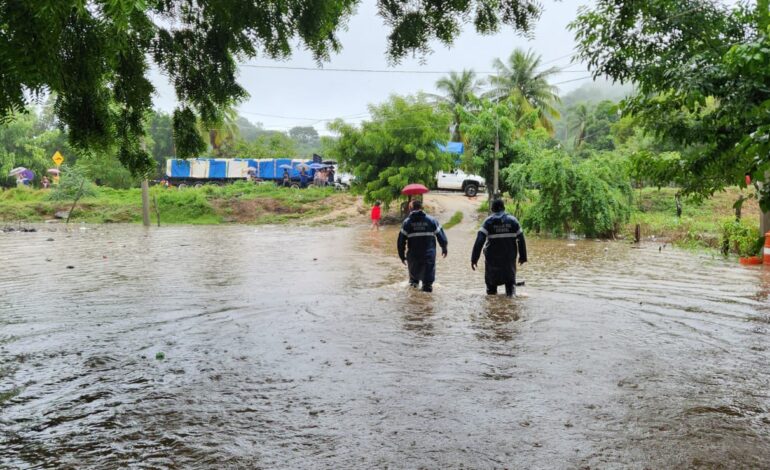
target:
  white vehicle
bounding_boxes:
[436,169,485,196]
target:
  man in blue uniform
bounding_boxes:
[471,199,527,297]
[397,200,448,293]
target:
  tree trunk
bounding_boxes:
[141,179,151,227]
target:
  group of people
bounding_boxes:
[14,174,52,188]
[394,198,527,296]
[281,167,336,188]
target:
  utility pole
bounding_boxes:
[140,139,151,227]
[493,118,500,199]
[141,178,151,227]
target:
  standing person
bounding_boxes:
[282,169,290,187]
[299,168,309,188]
[397,200,448,293]
[471,199,527,297]
[41,176,50,189]
[370,201,382,230]
[327,167,335,186]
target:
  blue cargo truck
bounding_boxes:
[165,158,317,187]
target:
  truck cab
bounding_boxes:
[436,169,485,196]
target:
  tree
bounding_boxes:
[1,1,543,175]
[236,132,297,159]
[328,95,453,206]
[506,150,633,237]
[487,48,561,131]
[571,0,770,208]
[146,110,175,175]
[459,95,541,196]
[198,105,240,158]
[568,104,590,148]
[431,70,481,141]
[289,126,320,145]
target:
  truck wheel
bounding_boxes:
[464,184,479,197]
[194,183,203,188]
[177,183,188,189]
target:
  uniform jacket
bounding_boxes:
[471,211,527,285]
[397,210,448,262]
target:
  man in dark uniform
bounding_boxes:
[397,200,448,293]
[471,199,527,297]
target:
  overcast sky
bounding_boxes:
[150,0,594,134]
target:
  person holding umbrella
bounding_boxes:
[397,198,448,293]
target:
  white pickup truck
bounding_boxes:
[436,169,486,196]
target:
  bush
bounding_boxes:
[517,150,633,237]
[721,220,762,257]
[47,165,97,201]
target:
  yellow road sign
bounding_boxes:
[52,151,64,166]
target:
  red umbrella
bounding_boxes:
[401,183,429,195]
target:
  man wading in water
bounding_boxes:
[471,199,527,297]
[397,200,448,293]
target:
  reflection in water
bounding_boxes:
[1,224,770,468]
[400,288,436,335]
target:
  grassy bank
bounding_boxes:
[0,183,353,225]
[624,187,760,251]
[480,186,761,253]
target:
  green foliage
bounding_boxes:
[460,96,541,195]
[236,132,298,159]
[722,220,763,257]
[512,150,633,238]
[47,165,97,201]
[430,70,481,141]
[75,152,140,189]
[173,107,206,159]
[328,95,453,206]
[1,0,540,174]
[571,0,770,209]
[0,111,64,188]
[443,211,464,230]
[486,48,561,131]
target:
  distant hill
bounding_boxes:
[553,79,635,145]
[559,79,634,109]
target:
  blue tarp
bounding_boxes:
[170,159,190,178]
[209,160,227,178]
[436,142,464,154]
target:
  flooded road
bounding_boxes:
[2,215,770,468]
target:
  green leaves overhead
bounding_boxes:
[571,0,770,209]
[1,0,542,175]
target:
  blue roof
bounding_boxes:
[436,142,464,154]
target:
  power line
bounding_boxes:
[238,63,587,75]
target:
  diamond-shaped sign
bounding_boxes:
[52,151,64,166]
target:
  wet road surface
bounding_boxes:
[1,220,770,468]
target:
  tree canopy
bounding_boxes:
[1,0,543,175]
[571,0,770,208]
[328,95,452,206]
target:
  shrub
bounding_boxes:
[721,220,762,257]
[47,165,97,201]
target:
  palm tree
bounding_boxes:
[569,103,590,148]
[198,105,240,157]
[487,48,561,132]
[431,69,481,141]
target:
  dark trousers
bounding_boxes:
[486,281,514,296]
[408,256,435,292]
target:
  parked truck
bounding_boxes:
[165,158,316,187]
[435,169,486,196]
[433,141,486,196]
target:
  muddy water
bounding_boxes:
[1,221,770,468]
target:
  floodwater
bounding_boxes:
[1,219,770,469]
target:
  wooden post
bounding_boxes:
[141,179,151,227]
[762,172,770,236]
